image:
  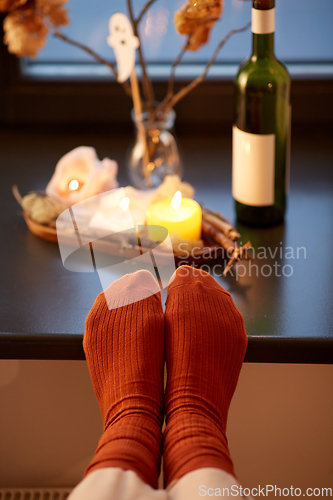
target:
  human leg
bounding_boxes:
[69,270,166,499]
[167,467,243,500]
[163,265,248,487]
[68,468,168,500]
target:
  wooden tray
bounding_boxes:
[23,213,223,266]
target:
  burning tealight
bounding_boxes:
[146,191,202,241]
[45,146,119,206]
[89,193,145,235]
[119,196,130,211]
[69,179,80,191]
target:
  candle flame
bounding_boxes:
[120,197,130,211]
[171,191,182,210]
[69,179,79,191]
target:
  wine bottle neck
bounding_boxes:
[251,6,275,59]
[252,33,274,58]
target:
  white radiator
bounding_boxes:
[0,489,72,500]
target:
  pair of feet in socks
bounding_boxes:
[83,265,248,489]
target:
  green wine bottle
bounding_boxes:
[232,0,291,227]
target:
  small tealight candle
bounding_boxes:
[45,146,119,206]
[68,179,80,191]
[146,191,202,241]
[119,196,130,211]
[89,195,146,235]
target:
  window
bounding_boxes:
[28,0,333,77]
[1,0,333,125]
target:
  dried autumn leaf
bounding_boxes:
[0,0,27,12]
[3,10,48,57]
[46,5,68,26]
[174,0,224,51]
[37,0,69,27]
[1,0,69,57]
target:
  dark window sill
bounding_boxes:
[1,33,333,127]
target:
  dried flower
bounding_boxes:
[1,0,69,57]
[21,191,67,225]
[37,0,69,27]
[174,0,224,51]
[0,0,27,12]
[3,10,47,57]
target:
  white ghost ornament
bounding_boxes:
[107,13,139,83]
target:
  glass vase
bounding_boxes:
[127,107,182,190]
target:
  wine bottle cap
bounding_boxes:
[252,5,275,34]
[253,0,275,10]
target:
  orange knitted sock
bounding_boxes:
[163,265,248,487]
[83,270,165,489]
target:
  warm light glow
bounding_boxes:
[146,195,202,241]
[171,191,182,210]
[69,179,79,191]
[120,197,130,211]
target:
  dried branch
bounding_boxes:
[136,0,159,25]
[127,0,155,107]
[202,219,252,276]
[166,36,190,99]
[202,219,236,256]
[12,185,23,207]
[53,31,132,97]
[202,208,241,241]
[160,22,251,117]
[150,36,190,121]
[222,254,239,276]
[202,206,234,227]
[126,0,136,31]
[223,242,252,276]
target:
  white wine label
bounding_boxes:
[232,126,275,206]
[252,8,275,34]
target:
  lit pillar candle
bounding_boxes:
[146,191,202,241]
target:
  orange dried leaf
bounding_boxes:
[174,0,224,51]
[37,0,69,26]
[0,0,27,12]
[3,10,48,57]
[47,5,69,26]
